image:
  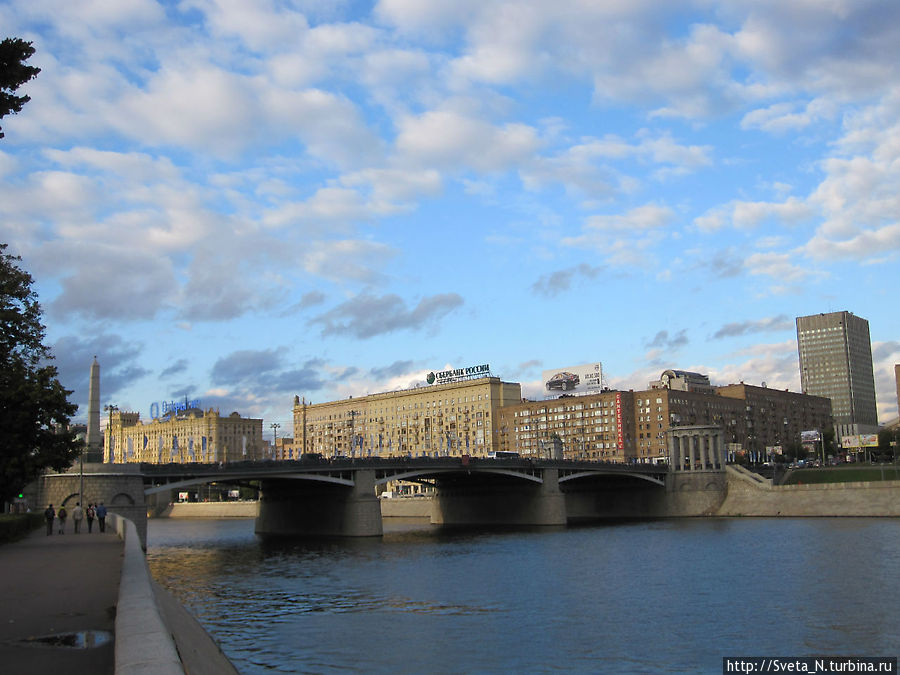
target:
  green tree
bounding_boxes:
[0,37,41,139]
[1,245,81,503]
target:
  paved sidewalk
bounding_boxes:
[0,524,123,675]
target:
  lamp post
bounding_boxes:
[270,423,280,459]
[104,404,118,463]
[75,431,86,507]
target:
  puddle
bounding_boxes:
[21,630,113,649]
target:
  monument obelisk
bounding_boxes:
[86,356,101,462]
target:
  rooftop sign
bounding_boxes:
[426,363,490,385]
[150,397,201,419]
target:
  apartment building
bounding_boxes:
[293,376,522,458]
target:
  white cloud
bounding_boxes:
[395,110,540,172]
[740,98,837,133]
[732,197,813,229]
[302,240,399,283]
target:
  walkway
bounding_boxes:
[0,524,122,674]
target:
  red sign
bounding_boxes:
[615,393,623,450]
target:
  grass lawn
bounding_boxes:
[783,464,900,485]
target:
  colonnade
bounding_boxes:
[668,426,726,472]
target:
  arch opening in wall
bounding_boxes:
[110,492,135,506]
[61,492,81,507]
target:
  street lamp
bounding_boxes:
[270,423,280,459]
[104,404,118,463]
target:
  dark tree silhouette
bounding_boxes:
[0,37,41,139]
[0,246,82,504]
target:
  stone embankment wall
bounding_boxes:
[717,466,900,517]
[109,512,239,674]
[154,498,433,518]
[35,463,149,547]
[379,497,432,517]
[157,501,259,518]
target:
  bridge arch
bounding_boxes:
[558,470,665,487]
[373,467,544,487]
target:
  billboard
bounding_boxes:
[842,434,879,449]
[800,430,821,443]
[542,363,602,397]
[841,435,860,449]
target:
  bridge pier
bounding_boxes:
[431,468,567,528]
[255,469,383,537]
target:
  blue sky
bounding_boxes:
[3,0,899,439]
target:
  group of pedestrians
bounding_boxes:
[43,501,106,535]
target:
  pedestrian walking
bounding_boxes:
[72,502,84,533]
[44,504,55,536]
[57,505,68,534]
[86,503,96,533]
[96,502,107,532]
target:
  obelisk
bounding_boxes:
[86,356,101,462]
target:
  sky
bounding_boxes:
[2,0,900,441]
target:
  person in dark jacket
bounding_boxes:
[44,504,55,536]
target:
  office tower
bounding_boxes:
[796,311,878,439]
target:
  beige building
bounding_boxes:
[106,408,264,463]
[293,376,522,458]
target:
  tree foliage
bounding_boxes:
[0,37,41,139]
[0,245,81,503]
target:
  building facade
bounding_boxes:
[498,376,833,464]
[106,408,265,463]
[497,391,636,462]
[796,311,878,438]
[293,376,522,458]
[716,383,833,459]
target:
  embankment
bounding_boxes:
[155,498,433,518]
[717,465,900,516]
[156,501,259,518]
[109,512,239,674]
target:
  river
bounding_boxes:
[146,517,900,673]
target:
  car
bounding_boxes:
[546,372,580,391]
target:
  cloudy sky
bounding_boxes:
[3,0,899,438]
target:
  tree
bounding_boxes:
[0,37,41,139]
[1,244,81,503]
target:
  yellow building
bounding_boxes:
[106,408,264,463]
[293,376,522,458]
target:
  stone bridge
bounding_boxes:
[139,455,720,537]
[32,426,729,544]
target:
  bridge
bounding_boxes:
[33,427,729,543]
[138,456,708,537]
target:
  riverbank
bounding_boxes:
[157,501,259,518]
[156,497,434,518]
[718,465,900,517]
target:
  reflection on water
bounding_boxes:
[147,517,900,674]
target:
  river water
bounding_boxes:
[146,517,900,674]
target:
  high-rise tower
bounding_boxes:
[796,311,878,439]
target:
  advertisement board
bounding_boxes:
[800,430,821,443]
[842,434,879,448]
[841,435,860,449]
[860,434,879,448]
[541,363,602,397]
